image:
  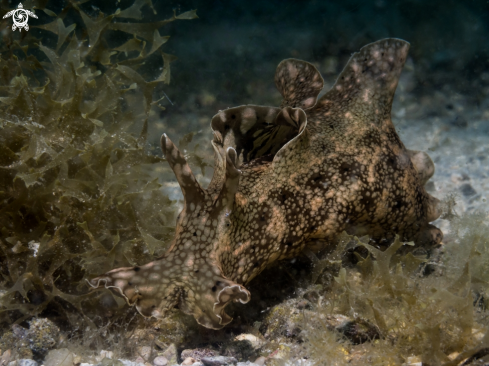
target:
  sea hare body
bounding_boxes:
[89,39,442,329]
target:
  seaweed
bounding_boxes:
[0,0,197,341]
[302,214,489,365]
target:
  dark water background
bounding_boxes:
[162,0,489,108]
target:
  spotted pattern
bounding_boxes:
[89,39,442,330]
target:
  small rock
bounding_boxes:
[161,344,178,365]
[26,318,60,356]
[12,325,28,338]
[44,349,73,366]
[181,349,216,362]
[181,357,196,366]
[119,359,146,366]
[259,302,302,340]
[73,354,83,364]
[221,340,257,362]
[1,350,12,365]
[237,362,260,366]
[96,350,114,361]
[138,347,152,362]
[100,359,124,366]
[0,330,31,359]
[401,356,422,366]
[253,357,266,366]
[18,360,38,366]
[153,356,168,366]
[296,300,310,309]
[290,359,312,366]
[233,334,265,350]
[201,356,237,366]
[459,183,477,197]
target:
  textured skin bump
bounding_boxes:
[89,39,442,329]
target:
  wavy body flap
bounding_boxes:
[211,105,300,164]
[311,39,410,130]
[275,58,324,109]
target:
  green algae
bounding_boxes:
[0,0,196,339]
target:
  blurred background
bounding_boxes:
[161,0,489,112]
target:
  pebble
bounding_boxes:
[153,356,168,366]
[44,349,73,366]
[96,350,114,361]
[1,350,12,365]
[181,357,196,366]
[201,356,238,366]
[18,360,38,366]
[181,349,216,361]
[161,344,178,365]
[25,319,60,356]
[81,360,146,366]
[233,334,265,350]
[401,356,422,366]
[459,183,477,197]
[253,357,266,366]
[119,360,147,366]
[138,346,152,361]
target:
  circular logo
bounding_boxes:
[3,3,38,32]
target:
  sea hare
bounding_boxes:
[89,39,442,329]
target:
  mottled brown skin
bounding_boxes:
[89,39,442,329]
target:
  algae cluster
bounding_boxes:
[0,0,196,337]
[301,213,489,365]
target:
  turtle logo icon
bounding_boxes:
[3,3,38,32]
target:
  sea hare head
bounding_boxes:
[88,260,250,328]
[89,133,251,329]
[88,142,250,328]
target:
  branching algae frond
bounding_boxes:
[303,222,489,366]
[91,39,444,330]
[0,0,196,330]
